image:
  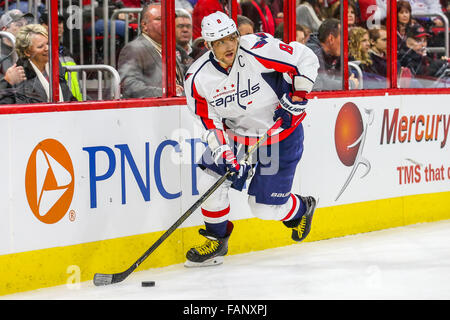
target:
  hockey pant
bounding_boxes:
[197,124,306,231]
[198,168,303,225]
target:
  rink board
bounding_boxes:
[0,94,449,295]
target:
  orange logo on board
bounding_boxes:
[25,139,75,224]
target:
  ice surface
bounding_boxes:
[3,220,450,300]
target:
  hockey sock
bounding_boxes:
[282,195,306,228]
[201,206,230,238]
[205,221,228,238]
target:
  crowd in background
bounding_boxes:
[0,0,448,103]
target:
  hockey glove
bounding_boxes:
[212,145,252,182]
[274,93,308,129]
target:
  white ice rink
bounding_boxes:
[3,219,450,300]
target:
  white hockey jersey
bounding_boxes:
[184,32,319,143]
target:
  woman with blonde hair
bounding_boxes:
[0,24,75,104]
[349,26,372,66]
[349,26,377,89]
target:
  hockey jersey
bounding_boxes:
[184,32,319,144]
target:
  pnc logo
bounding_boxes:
[334,102,373,201]
[25,139,75,224]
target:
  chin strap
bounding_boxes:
[208,32,241,67]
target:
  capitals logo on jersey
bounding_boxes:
[251,33,268,49]
[210,72,260,109]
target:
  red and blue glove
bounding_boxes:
[273,92,308,129]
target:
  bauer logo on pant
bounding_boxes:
[25,139,75,224]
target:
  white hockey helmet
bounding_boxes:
[201,11,238,42]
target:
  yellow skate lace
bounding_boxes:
[296,216,307,237]
[194,239,219,256]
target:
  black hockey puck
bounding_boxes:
[141,281,155,287]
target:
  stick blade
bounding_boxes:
[93,273,114,286]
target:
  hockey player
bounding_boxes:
[184,11,320,267]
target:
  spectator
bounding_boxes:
[190,36,207,60]
[274,23,310,44]
[0,24,76,104]
[349,27,371,65]
[192,0,241,40]
[295,24,310,44]
[329,0,360,29]
[306,18,359,90]
[175,8,195,69]
[175,9,194,55]
[39,11,82,101]
[347,0,360,28]
[240,0,276,35]
[349,26,387,88]
[398,23,448,82]
[267,0,284,25]
[368,26,387,77]
[118,3,185,98]
[237,15,255,35]
[296,0,327,33]
[0,10,33,86]
[397,1,414,51]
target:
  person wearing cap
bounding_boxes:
[0,10,33,87]
[398,23,448,85]
[0,9,34,39]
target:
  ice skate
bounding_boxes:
[184,223,233,267]
[284,196,317,242]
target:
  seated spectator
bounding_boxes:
[397,1,414,51]
[349,27,371,64]
[368,26,387,77]
[306,18,359,90]
[176,9,194,55]
[0,10,33,86]
[237,15,255,35]
[398,23,448,84]
[274,23,310,44]
[192,0,241,40]
[0,24,76,104]
[296,0,327,33]
[118,3,185,98]
[268,0,284,25]
[349,26,388,88]
[175,8,195,70]
[329,0,360,29]
[347,0,360,28]
[240,0,276,35]
[190,36,207,60]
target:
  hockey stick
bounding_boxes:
[93,119,283,286]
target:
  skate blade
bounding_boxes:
[184,256,224,268]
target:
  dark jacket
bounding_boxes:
[0,58,76,104]
[0,41,16,80]
[398,46,447,79]
[306,33,342,90]
[356,52,388,89]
